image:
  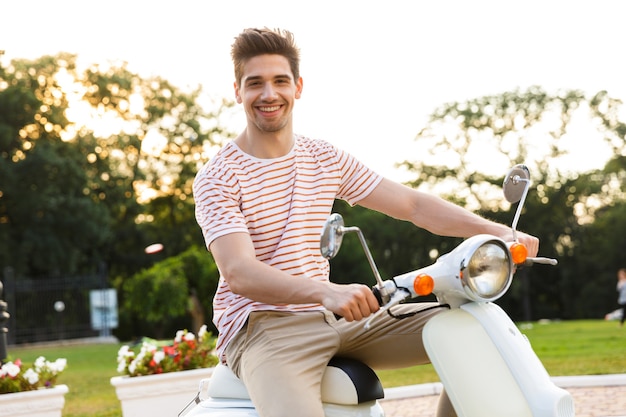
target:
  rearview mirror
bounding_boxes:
[320,213,345,260]
[503,164,531,204]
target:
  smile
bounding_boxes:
[258,105,281,112]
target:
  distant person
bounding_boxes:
[617,268,626,327]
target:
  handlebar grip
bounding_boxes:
[333,284,386,321]
[371,285,384,306]
[523,257,558,266]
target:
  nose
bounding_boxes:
[261,82,278,100]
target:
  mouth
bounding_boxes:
[257,105,282,113]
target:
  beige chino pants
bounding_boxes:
[224,304,457,417]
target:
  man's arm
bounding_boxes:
[209,232,380,321]
[358,178,539,257]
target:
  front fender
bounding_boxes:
[423,303,574,417]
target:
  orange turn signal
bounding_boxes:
[414,274,434,296]
[510,243,528,265]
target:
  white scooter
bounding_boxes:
[180,165,575,417]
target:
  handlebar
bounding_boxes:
[521,257,558,267]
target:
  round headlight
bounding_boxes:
[461,241,512,301]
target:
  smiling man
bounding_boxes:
[235,53,301,142]
[192,27,539,417]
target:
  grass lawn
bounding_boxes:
[6,342,123,417]
[5,319,626,417]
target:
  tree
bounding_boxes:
[563,176,626,319]
[76,58,236,277]
[398,86,626,321]
[0,54,111,276]
[0,53,235,339]
[118,245,219,339]
[0,53,235,279]
[399,86,624,210]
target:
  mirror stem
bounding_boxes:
[510,176,531,241]
[342,226,385,288]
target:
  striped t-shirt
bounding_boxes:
[193,134,383,362]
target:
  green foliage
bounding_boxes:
[122,258,189,324]
[400,86,624,210]
[2,51,626,343]
[118,245,219,338]
[395,86,626,321]
[7,139,111,274]
[0,55,111,275]
[0,53,235,280]
[330,200,459,292]
[0,52,234,338]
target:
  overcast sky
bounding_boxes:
[2,0,624,180]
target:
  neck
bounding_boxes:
[235,129,295,159]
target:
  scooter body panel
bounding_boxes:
[424,303,575,417]
[324,402,384,417]
[184,398,257,417]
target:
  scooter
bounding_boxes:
[180,165,575,417]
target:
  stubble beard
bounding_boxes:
[251,112,290,133]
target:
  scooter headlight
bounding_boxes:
[460,240,513,301]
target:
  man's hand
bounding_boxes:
[322,282,380,321]
[513,231,539,258]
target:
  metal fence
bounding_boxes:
[2,266,114,345]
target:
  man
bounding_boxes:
[193,27,539,417]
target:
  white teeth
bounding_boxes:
[259,106,280,112]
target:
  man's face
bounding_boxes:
[234,54,303,134]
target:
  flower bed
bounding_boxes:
[1,356,68,417]
[0,356,67,394]
[112,325,218,417]
[116,325,218,376]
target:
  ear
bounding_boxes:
[295,77,303,99]
[234,81,242,103]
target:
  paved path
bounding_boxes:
[380,374,626,417]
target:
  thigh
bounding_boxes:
[334,304,457,417]
[226,311,341,417]
[334,302,447,369]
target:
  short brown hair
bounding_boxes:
[231,28,300,86]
